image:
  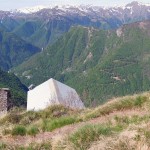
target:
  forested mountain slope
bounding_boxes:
[0,28,40,71]
[13,21,150,106]
[0,68,28,106]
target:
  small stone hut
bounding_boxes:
[0,88,12,115]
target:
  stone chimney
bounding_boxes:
[0,88,12,116]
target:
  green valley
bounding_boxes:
[13,21,150,106]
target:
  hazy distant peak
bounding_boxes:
[16,5,48,14]
[14,1,150,14]
[126,1,150,7]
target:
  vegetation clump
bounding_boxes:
[42,116,76,132]
[83,95,148,120]
[69,124,112,149]
[27,126,39,136]
[11,125,27,136]
[0,142,52,150]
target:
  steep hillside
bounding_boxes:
[0,28,40,71]
[11,27,101,85]
[0,92,150,149]
[13,21,150,106]
[0,68,28,106]
[13,19,71,49]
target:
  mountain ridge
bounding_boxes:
[14,1,150,14]
[1,1,150,48]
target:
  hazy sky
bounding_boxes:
[1,0,150,11]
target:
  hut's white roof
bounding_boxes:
[27,78,85,111]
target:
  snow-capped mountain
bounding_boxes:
[16,5,48,14]
[1,1,150,48]
[1,1,150,20]
[14,1,150,15]
[27,1,150,24]
[10,1,150,24]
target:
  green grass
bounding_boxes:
[134,96,147,107]
[144,130,150,140]
[11,125,27,136]
[42,116,76,132]
[69,124,112,149]
[111,124,124,132]
[20,110,40,125]
[0,142,52,150]
[69,111,150,150]
[27,126,39,136]
[0,105,80,136]
[1,105,77,125]
[38,105,72,119]
[83,95,148,120]
[0,143,7,150]
[114,115,150,126]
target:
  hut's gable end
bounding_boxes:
[27,78,85,111]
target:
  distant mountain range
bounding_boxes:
[1,1,150,48]
[12,20,150,106]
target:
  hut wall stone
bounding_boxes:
[0,89,12,115]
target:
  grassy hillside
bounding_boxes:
[13,21,150,106]
[0,92,150,149]
[0,68,28,106]
[0,28,40,71]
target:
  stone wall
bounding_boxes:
[0,88,12,116]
